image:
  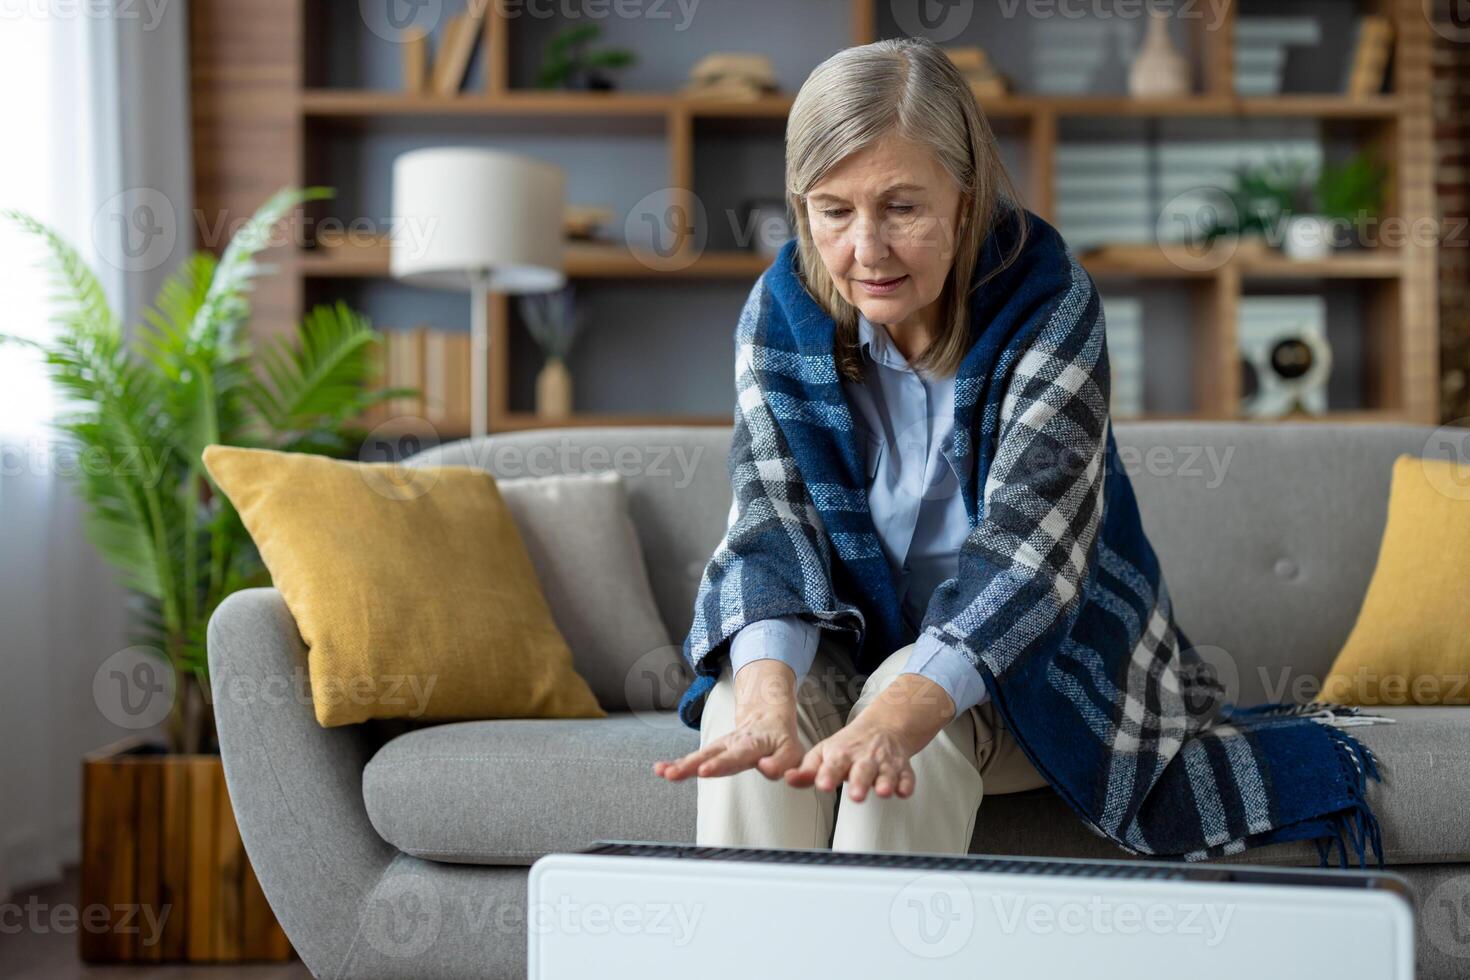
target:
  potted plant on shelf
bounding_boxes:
[518,285,585,420]
[1313,152,1386,251]
[536,24,637,91]
[2,187,401,963]
[1201,153,1387,260]
[1200,156,1312,256]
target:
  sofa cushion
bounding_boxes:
[1320,456,1470,705]
[363,714,699,865]
[364,705,1465,867]
[497,471,689,712]
[202,445,603,727]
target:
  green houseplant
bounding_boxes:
[536,23,637,90]
[2,187,399,756]
[4,187,407,963]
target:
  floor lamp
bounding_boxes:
[390,148,566,438]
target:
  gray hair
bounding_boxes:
[785,36,1029,381]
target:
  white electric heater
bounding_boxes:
[528,842,1413,980]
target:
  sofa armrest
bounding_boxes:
[207,587,397,975]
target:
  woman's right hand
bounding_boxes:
[652,660,805,781]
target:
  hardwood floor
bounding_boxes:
[0,869,312,979]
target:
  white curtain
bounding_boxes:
[0,3,192,899]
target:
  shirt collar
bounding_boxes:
[856,312,911,372]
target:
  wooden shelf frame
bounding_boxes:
[190,0,1440,431]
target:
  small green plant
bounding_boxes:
[1,187,405,753]
[1201,156,1313,242]
[1315,152,1386,224]
[536,24,636,90]
[518,285,585,361]
[1200,152,1387,245]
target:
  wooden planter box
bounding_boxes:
[80,738,294,963]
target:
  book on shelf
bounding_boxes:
[431,9,484,96]
[1343,16,1393,99]
[402,27,429,94]
[363,326,473,435]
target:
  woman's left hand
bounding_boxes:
[784,674,954,803]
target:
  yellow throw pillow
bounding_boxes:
[203,445,604,726]
[1319,454,1470,706]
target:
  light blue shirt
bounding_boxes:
[728,312,988,719]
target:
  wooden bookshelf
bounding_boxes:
[190,0,1440,431]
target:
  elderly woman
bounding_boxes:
[655,37,1384,868]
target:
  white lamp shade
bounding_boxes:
[390,147,566,293]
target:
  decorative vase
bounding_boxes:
[1128,6,1191,98]
[536,357,573,419]
[1282,214,1334,260]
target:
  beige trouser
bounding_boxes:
[696,632,1049,854]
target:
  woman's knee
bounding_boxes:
[850,644,920,713]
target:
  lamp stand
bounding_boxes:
[470,269,490,438]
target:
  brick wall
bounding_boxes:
[1432,3,1470,421]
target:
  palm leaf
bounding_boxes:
[190,186,334,352]
[244,301,382,446]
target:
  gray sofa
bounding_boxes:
[208,422,1470,979]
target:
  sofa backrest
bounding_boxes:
[412,421,1445,707]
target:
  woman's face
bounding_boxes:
[804,133,966,334]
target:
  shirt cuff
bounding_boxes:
[729,615,821,681]
[902,633,989,719]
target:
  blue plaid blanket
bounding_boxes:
[678,206,1387,869]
